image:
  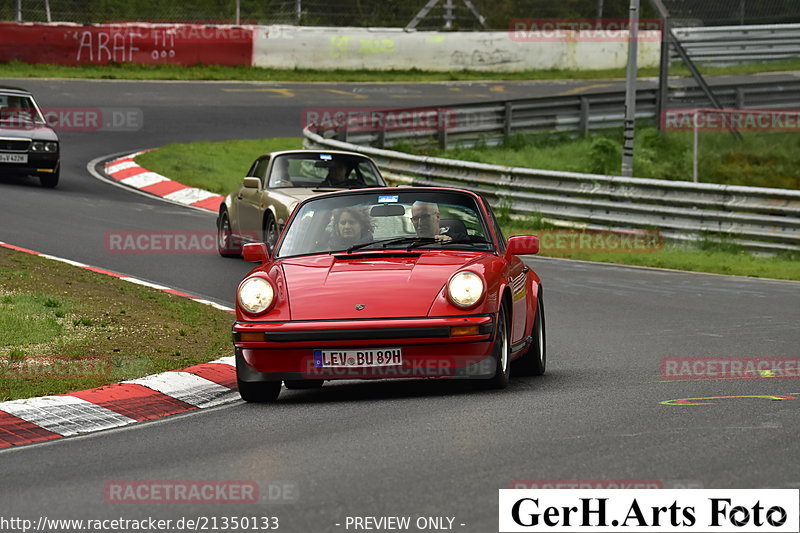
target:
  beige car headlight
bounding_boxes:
[238,277,275,314]
[447,271,484,309]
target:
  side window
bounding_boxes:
[249,157,270,185]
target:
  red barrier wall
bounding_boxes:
[0,23,253,66]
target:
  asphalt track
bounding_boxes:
[1,76,799,532]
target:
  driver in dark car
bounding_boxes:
[319,162,351,187]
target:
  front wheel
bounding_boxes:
[237,379,281,403]
[217,208,240,257]
[263,213,279,253]
[39,168,59,188]
[514,293,546,376]
[480,305,510,389]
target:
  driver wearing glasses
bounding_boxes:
[410,201,452,242]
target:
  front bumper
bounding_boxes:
[0,153,59,176]
[233,315,497,381]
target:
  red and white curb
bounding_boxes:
[0,241,240,450]
[103,152,223,213]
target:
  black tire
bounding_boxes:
[284,379,324,390]
[217,208,240,257]
[39,168,59,188]
[237,379,281,403]
[480,305,511,389]
[514,293,546,376]
[263,212,279,253]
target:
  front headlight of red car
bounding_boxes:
[447,271,484,309]
[237,277,275,315]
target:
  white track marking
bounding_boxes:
[105,160,138,174]
[124,372,237,408]
[120,172,169,188]
[163,188,218,205]
[0,396,135,436]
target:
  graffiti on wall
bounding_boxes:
[330,36,395,58]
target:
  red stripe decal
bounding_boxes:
[69,384,196,422]
[141,180,188,197]
[0,411,61,449]
[180,363,237,389]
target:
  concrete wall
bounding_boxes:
[0,22,253,66]
[253,25,661,72]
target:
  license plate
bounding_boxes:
[313,348,402,368]
[0,153,27,163]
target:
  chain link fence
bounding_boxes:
[3,0,800,28]
[3,0,658,28]
[662,0,800,27]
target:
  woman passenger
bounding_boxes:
[330,207,373,250]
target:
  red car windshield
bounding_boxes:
[276,191,494,258]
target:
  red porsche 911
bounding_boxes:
[232,187,546,402]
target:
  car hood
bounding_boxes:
[0,124,58,141]
[279,252,485,320]
[270,188,325,205]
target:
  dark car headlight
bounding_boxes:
[30,142,58,152]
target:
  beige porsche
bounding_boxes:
[217,150,387,257]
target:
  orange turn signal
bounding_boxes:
[239,332,264,342]
[450,325,480,336]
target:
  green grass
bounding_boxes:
[0,293,71,346]
[418,127,800,190]
[3,59,800,82]
[0,248,235,401]
[135,137,304,195]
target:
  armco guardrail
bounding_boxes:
[334,79,800,149]
[304,128,800,254]
[673,24,800,65]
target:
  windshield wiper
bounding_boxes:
[345,237,434,253]
[406,238,491,250]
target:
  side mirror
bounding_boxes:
[242,242,269,263]
[243,177,261,189]
[506,235,539,256]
